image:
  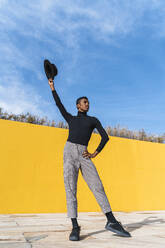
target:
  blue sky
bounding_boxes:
[0,0,165,136]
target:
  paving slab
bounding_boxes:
[0,211,164,248]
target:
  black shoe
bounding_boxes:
[105,220,131,237]
[69,226,81,241]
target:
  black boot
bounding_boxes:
[69,225,81,241]
[105,220,131,237]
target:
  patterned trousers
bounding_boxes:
[63,141,112,218]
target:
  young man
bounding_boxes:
[48,78,131,241]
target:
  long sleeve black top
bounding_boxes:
[52,88,109,153]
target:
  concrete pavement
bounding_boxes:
[0,211,165,247]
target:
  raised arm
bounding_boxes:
[48,79,73,123]
[93,117,109,153]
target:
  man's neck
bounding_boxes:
[77,110,87,116]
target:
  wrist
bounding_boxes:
[93,150,99,156]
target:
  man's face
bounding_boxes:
[77,98,89,112]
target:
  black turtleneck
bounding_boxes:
[52,88,109,153]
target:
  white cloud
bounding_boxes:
[1,0,165,116]
[2,0,165,46]
[0,71,51,118]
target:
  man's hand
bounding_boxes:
[48,78,55,91]
[82,150,99,159]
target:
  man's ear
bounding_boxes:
[77,102,81,107]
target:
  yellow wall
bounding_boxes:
[0,118,165,214]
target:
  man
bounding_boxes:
[48,78,131,241]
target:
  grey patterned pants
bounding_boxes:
[63,141,112,218]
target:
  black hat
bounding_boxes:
[44,59,58,80]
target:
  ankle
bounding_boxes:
[105,211,117,223]
[71,218,79,228]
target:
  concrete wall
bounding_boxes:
[0,119,165,214]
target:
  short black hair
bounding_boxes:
[76,96,88,105]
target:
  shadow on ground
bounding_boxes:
[124,216,165,232]
[80,216,165,240]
